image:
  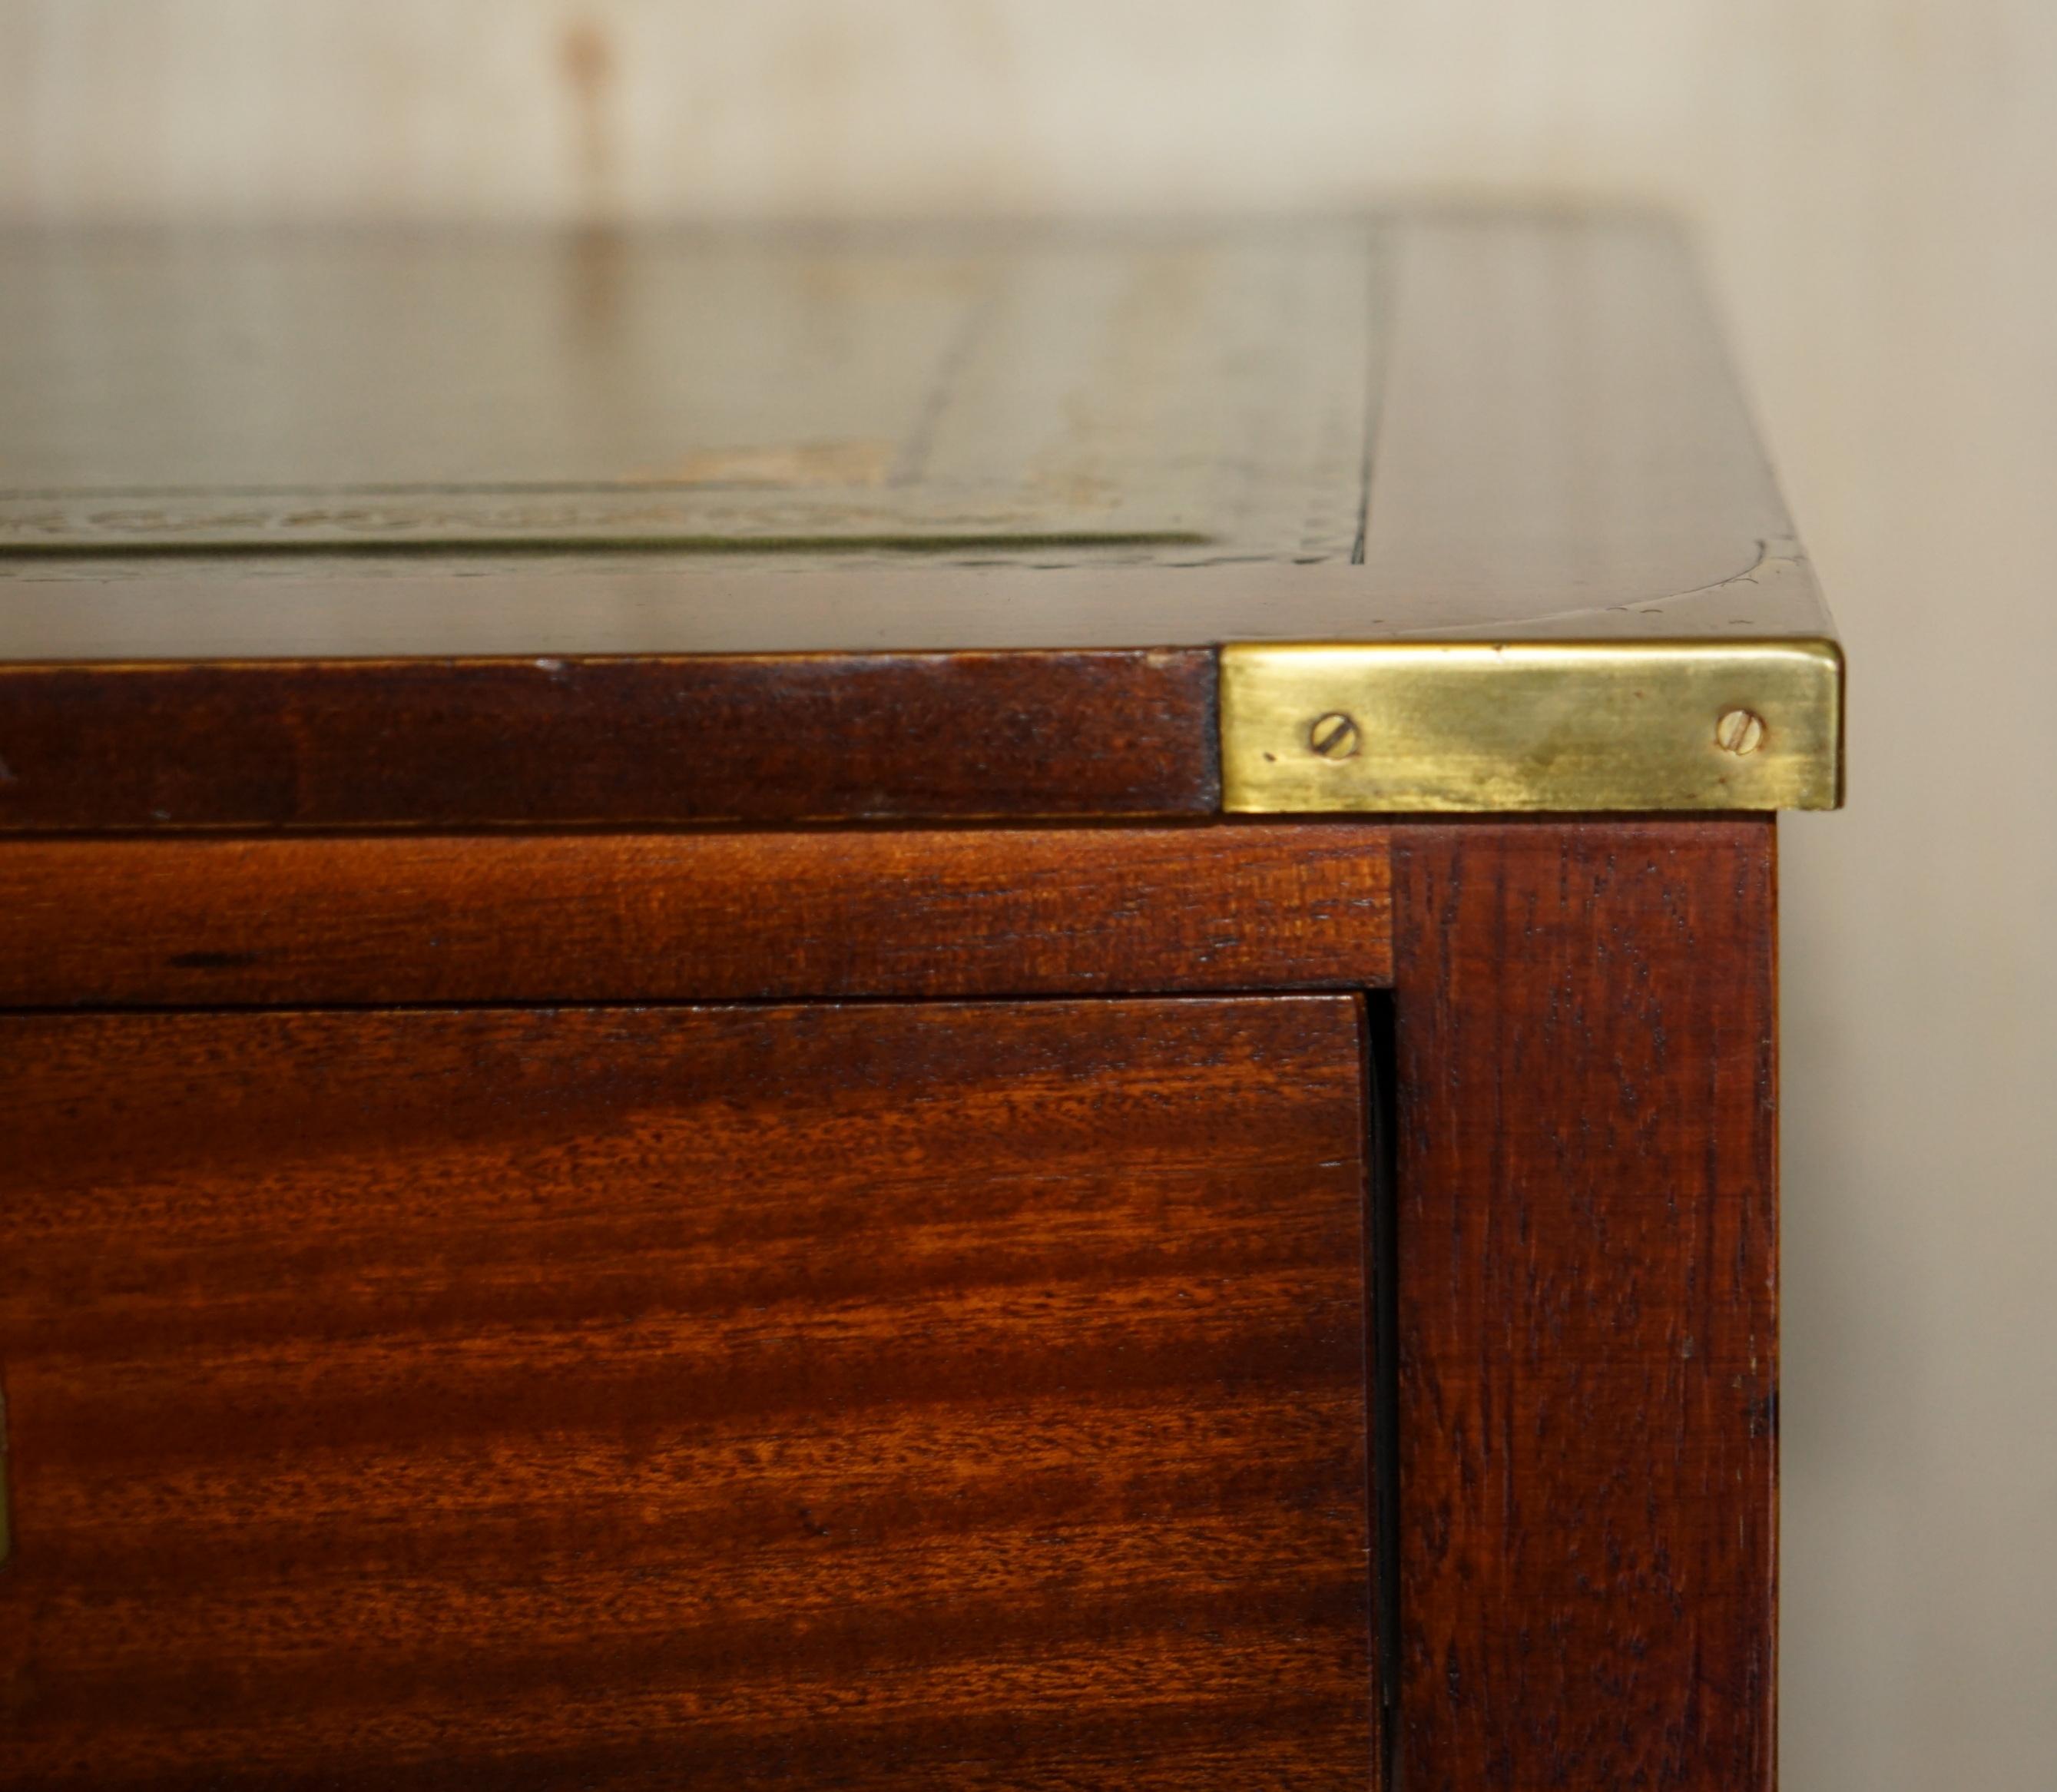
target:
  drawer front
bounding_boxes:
[0,997,1375,1789]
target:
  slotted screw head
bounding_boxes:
[1307,712,1361,760]
[1715,709,1767,756]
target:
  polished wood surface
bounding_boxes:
[1390,820,1777,1791]
[0,823,1393,1008]
[2,214,1788,618]
[0,212,1837,831]
[0,996,1377,1790]
[0,651,1215,831]
[0,812,1786,1785]
[0,217,1827,651]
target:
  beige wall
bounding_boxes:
[6,4,2054,1783]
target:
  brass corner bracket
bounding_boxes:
[1221,638,1843,813]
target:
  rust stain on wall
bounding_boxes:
[558,15,616,200]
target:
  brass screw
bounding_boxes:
[1308,712,1360,760]
[1714,709,1767,756]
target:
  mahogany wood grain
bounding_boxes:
[0,217,1835,835]
[0,650,1217,833]
[0,996,1377,1790]
[0,823,1393,1008]
[1389,819,1777,1792]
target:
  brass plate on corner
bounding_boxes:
[1221,640,1843,813]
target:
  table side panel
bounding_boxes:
[1390,819,1777,1792]
[0,651,1217,833]
[0,996,1377,1790]
[0,823,1393,1009]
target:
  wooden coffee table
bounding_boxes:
[0,214,1840,1790]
